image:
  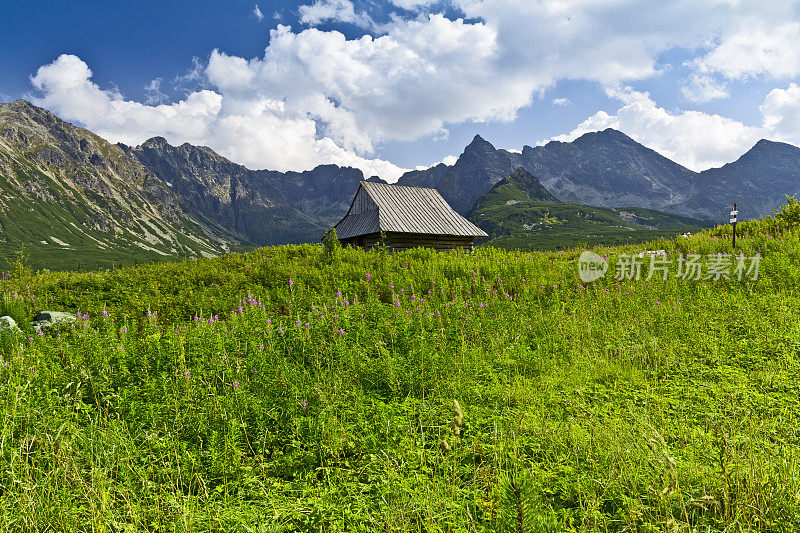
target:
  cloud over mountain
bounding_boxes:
[26,0,800,179]
[551,85,800,172]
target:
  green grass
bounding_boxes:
[0,155,250,271]
[468,173,712,251]
[0,204,799,531]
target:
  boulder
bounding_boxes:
[31,311,77,333]
[0,316,22,335]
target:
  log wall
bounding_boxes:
[341,232,475,252]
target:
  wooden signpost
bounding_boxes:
[730,203,738,248]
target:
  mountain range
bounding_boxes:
[467,168,710,250]
[1,99,799,268]
[399,130,800,221]
[0,100,247,269]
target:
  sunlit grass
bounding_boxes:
[1,205,800,531]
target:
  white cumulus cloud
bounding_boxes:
[298,0,374,28]
[550,85,800,171]
[30,54,409,180]
[25,0,800,181]
[761,83,800,140]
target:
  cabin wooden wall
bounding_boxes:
[341,232,475,252]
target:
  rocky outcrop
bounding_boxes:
[31,311,77,333]
[0,316,21,335]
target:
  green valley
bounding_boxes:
[469,168,712,250]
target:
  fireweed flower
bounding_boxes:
[337,329,344,335]
[231,381,240,389]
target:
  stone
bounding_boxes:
[31,310,77,333]
[0,315,22,335]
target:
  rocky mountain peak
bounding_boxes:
[464,134,496,154]
[141,136,172,150]
[573,128,636,146]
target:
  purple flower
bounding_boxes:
[300,401,308,409]
[183,370,191,377]
[366,273,371,281]
[231,381,240,389]
[337,328,344,335]
[289,279,294,286]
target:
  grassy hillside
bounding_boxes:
[469,170,712,250]
[0,100,250,271]
[1,201,799,531]
[0,156,251,271]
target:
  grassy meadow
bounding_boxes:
[1,201,800,531]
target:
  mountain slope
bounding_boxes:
[398,129,698,217]
[679,139,800,220]
[469,167,710,250]
[477,167,560,205]
[125,137,381,246]
[520,129,696,209]
[398,135,523,213]
[0,100,247,269]
[3,99,799,265]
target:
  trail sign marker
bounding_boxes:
[730,203,738,248]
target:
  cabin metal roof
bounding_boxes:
[334,181,488,239]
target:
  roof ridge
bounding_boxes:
[361,180,439,192]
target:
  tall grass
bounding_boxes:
[0,216,799,531]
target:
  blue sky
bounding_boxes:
[2,1,800,180]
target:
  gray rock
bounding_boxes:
[0,315,22,335]
[31,310,77,333]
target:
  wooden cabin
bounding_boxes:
[331,181,488,251]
